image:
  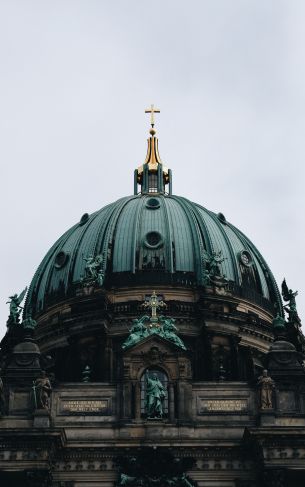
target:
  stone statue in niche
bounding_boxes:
[145,371,166,418]
[6,287,27,325]
[32,371,52,410]
[257,369,275,409]
[281,278,301,324]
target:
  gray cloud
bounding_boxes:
[1,0,304,334]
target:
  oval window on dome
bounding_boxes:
[146,198,160,210]
[239,250,253,267]
[54,251,69,269]
[144,231,163,249]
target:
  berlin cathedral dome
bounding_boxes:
[1,108,305,487]
[27,184,282,317]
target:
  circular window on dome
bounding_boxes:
[239,250,253,267]
[146,198,160,210]
[54,251,69,269]
[144,231,163,249]
[79,213,89,226]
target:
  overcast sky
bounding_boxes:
[0,1,304,336]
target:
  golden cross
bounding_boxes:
[143,291,166,320]
[145,104,160,127]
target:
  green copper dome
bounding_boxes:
[26,193,282,317]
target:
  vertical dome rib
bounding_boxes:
[165,197,195,273]
[160,196,174,273]
[112,196,144,273]
[171,196,206,284]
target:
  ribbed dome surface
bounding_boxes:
[26,194,282,316]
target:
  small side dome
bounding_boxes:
[13,341,40,353]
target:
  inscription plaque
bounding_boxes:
[198,399,248,414]
[61,400,108,413]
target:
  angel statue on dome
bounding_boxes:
[6,287,27,326]
[281,279,301,324]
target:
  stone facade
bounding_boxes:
[1,288,305,486]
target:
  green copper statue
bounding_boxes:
[122,294,187,351]
[202,250,227,286]
[118,473,138,486]
[82,254,105,287]
[122,316,150,349]
[145,371,166,418]
[122,314,186,350]
[282,279,301,324]
[159,316,186,350]
[6,287,27,325]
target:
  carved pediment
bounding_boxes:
[122,333,187,356]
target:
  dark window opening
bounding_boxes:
[148,173,158,193]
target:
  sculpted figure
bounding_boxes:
[203,250,224,277]
[165,475,194,487]
[202,250,227,287]
[145,371,166,418]
[257,369,275,409]
[282,278,301,323]
[118,473,139,486]
[33,371,52,410]
[122,316,150,349]
[159,316,186,350]
[6,287,27,325]
[82,254,105,286]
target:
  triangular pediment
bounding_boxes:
[122,332,187,356]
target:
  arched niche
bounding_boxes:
[121,334,192,422]
[140,368,169,418]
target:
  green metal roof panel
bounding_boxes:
[165,198,195,272]
[112,197,143,272]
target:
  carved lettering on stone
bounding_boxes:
[198,398,248,413]
[60,399,108,414]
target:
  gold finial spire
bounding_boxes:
[134,106,172,194]
[145,104,160,129]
